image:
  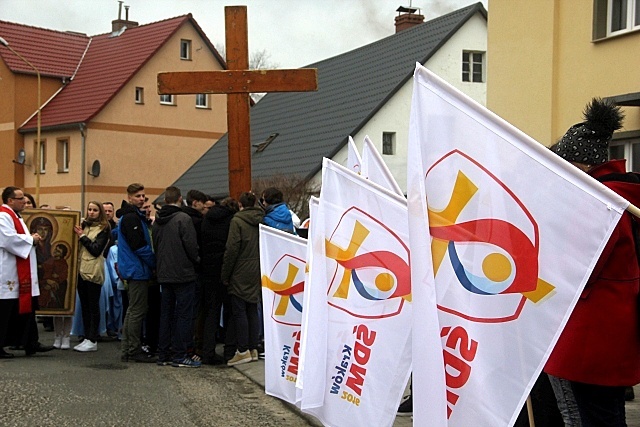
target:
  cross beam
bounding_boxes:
[158,6,318,199]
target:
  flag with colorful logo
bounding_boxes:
[347,136,362,174]
[361,135,404,196]
[301,158,413,427]
[407,64,629,426]
[260,224,307,404]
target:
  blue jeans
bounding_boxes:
[230,295,259,353]
[158,281,196,361]
[549,374,582,426]
[571,381,626,427]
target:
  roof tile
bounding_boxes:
[0,20,89,77]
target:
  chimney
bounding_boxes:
[112,2,139,33]
[395,6,425,33]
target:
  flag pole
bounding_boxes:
[627,203,640,219]
[526,396,536,427]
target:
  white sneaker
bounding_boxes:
[61,337,71,350]
[53,336,62,349]
[75,340,97,352]
[73,339,87,351]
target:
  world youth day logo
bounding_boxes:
[325,207,411,319]
[262,254,305,326]
[426,150,555,323]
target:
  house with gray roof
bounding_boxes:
[169,3,487,201]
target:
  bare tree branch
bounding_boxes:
[253,174,319,220]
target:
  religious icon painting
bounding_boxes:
[22,208,81,316]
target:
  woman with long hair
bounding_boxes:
[73,201,110,352]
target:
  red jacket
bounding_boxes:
[545,160,640,386]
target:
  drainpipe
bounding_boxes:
[80,123,86,211]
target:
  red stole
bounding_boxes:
[0,206,33,314]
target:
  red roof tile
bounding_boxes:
[0,21,89,78]
[21,15,207,130]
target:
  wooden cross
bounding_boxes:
[157,6,318,199]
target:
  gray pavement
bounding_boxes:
[0,326,311,427]
[234,351,640,427]
[2,325,638,426]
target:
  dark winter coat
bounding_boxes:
[116,201,155,281]
[545,160,640,386]
[200,204,236,280]
[221,207,264,303]
[152,204,200,284]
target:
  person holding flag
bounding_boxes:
[546,98,640,426]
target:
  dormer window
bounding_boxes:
[180,39,191,60]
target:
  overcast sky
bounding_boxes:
[2,0,487,69]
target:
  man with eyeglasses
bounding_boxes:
[0,187,43,357]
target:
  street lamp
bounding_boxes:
[0,36,41,206]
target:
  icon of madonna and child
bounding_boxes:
[24,210,80,315]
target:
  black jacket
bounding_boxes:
[200,204,236,279]
[152,205,199,284]
[183,205,204,271]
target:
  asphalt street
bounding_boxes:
[2,325,638,427]
[0,327,311,427]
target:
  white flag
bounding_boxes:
[347,136,362,174]
[301,158,412,427]
[407,64,628,426]
[260,225,307,404]
[296,196,319,392]
[361,135,404,196]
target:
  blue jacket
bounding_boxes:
[116,201,155,281]
[263,202,295,233]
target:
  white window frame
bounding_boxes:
[135,87,144,104]
[180,39,191,60]
[382,132,395,155]
[610,138,640,172]
[35,140,46,174]
[607,0,640,35]
[195,93,209,108]
[160,94,175,105]
[462,51,485,83]
[57,138,69,173]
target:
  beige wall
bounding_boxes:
[487,0,640,146]
[0,61,63,189]
[20,21,228,211]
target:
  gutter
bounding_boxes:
[80,123,87,210]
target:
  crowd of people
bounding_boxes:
[0,182,297,370]
[0,99,638,426]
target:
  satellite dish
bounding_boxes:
[88,160,101,177]
[13,148,26,165]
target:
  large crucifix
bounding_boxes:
[157,6,318,199]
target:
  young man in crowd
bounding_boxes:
[117,183,156,363]
[153,186,201,368]
[222,192,263,366]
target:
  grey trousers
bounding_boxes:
[121,280,150,356]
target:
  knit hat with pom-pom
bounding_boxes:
[552,98,624,165]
